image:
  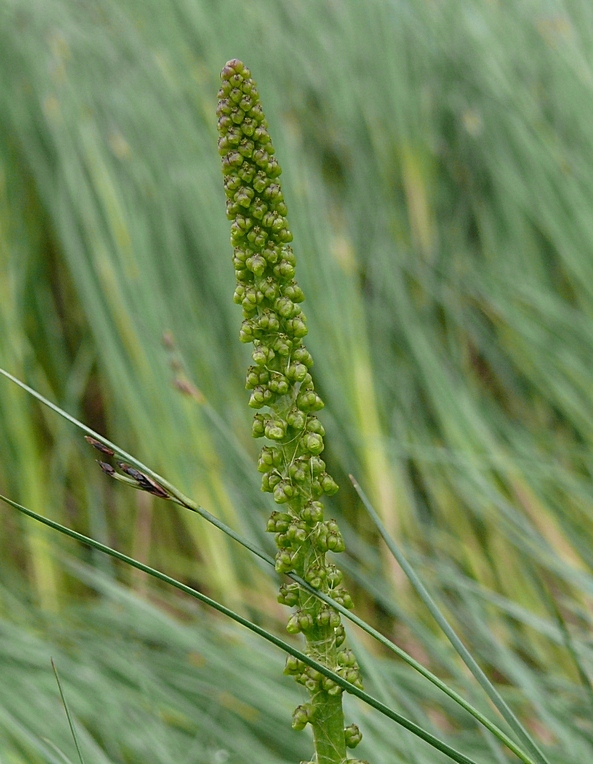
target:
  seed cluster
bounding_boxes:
[218,58,363,758]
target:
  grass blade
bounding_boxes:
[1,492,482,764]
[51,658,85,764]
[351,474,551,764]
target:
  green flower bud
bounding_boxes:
[273,260,295,280]
[316,523,329,552]
[271,447,285,466]
[248,386,269,408]
[268,372,289,395]
[304,564,326,588]
[246,247,267,270]
[241,299,257,318]
[257,447,274,472]
[264,419,286,440]
[314,605,339,629]
[287,362,308,382]
[257,309,280,333]
[235,184,254,205]
[251,198,268,220]
[275,296,298,318]
[284,283,305,302]
[309,456,326,475]
[296,390,324,412]
[344,724,363,749]
[273,479,295,504]
[252,344,274,365]
[275,550,295,574]
[261,245,279,265]
[280,245,296,265]
[252,414,266,438]
[302,500,324,525]
[292,704,312,731]
[224,173,242,193]
[337,648,357,667]
[231,214,253,237]
[221,151,242,174]
[306,417,325,435]
[292,346,313,367]
[327,530,345,553]
[288,457,308,484]
[261,470,281,493]
[302,432,324,455]
[239,319,256,343]
[310,478,324,498]
[332,586,354,609]
[320,473,339,495]
[349,671,364,690]
[238,138,255,158]
[305,667,322,684]
[241,288,261,308]
[274,531,291,549]
[286,613,302,634]
[316,606,332,627]
[286,407,307,430]
[285,316,308,338]
[272,334,292,355]
[298,611,314,632]
[286,521,308,543]
[241,297,258,316]
[266,511,292,532]
[330,610,341,629]
[326,565,343,587]
[278,582,300,606]
[321,676,339,693]
[261,276,279,298]
[232,245,249,263]
[258,446,284,472]
[237,162,256,184]
[246,366,266,389]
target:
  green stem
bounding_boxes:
[295,523,347,763]
[311,690,347,764]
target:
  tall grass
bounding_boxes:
[1,0,593,761]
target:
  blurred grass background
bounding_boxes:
[2,0,593,761]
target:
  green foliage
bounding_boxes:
[1,0,593,762]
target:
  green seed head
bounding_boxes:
[218,61,362,756]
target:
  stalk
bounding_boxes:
[216,59,366,764]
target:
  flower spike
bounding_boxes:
[217,59,364,764]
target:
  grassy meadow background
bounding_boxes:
[1,0,593,761]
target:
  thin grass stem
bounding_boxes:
[51,658,86,764]
[350,474,551,764]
